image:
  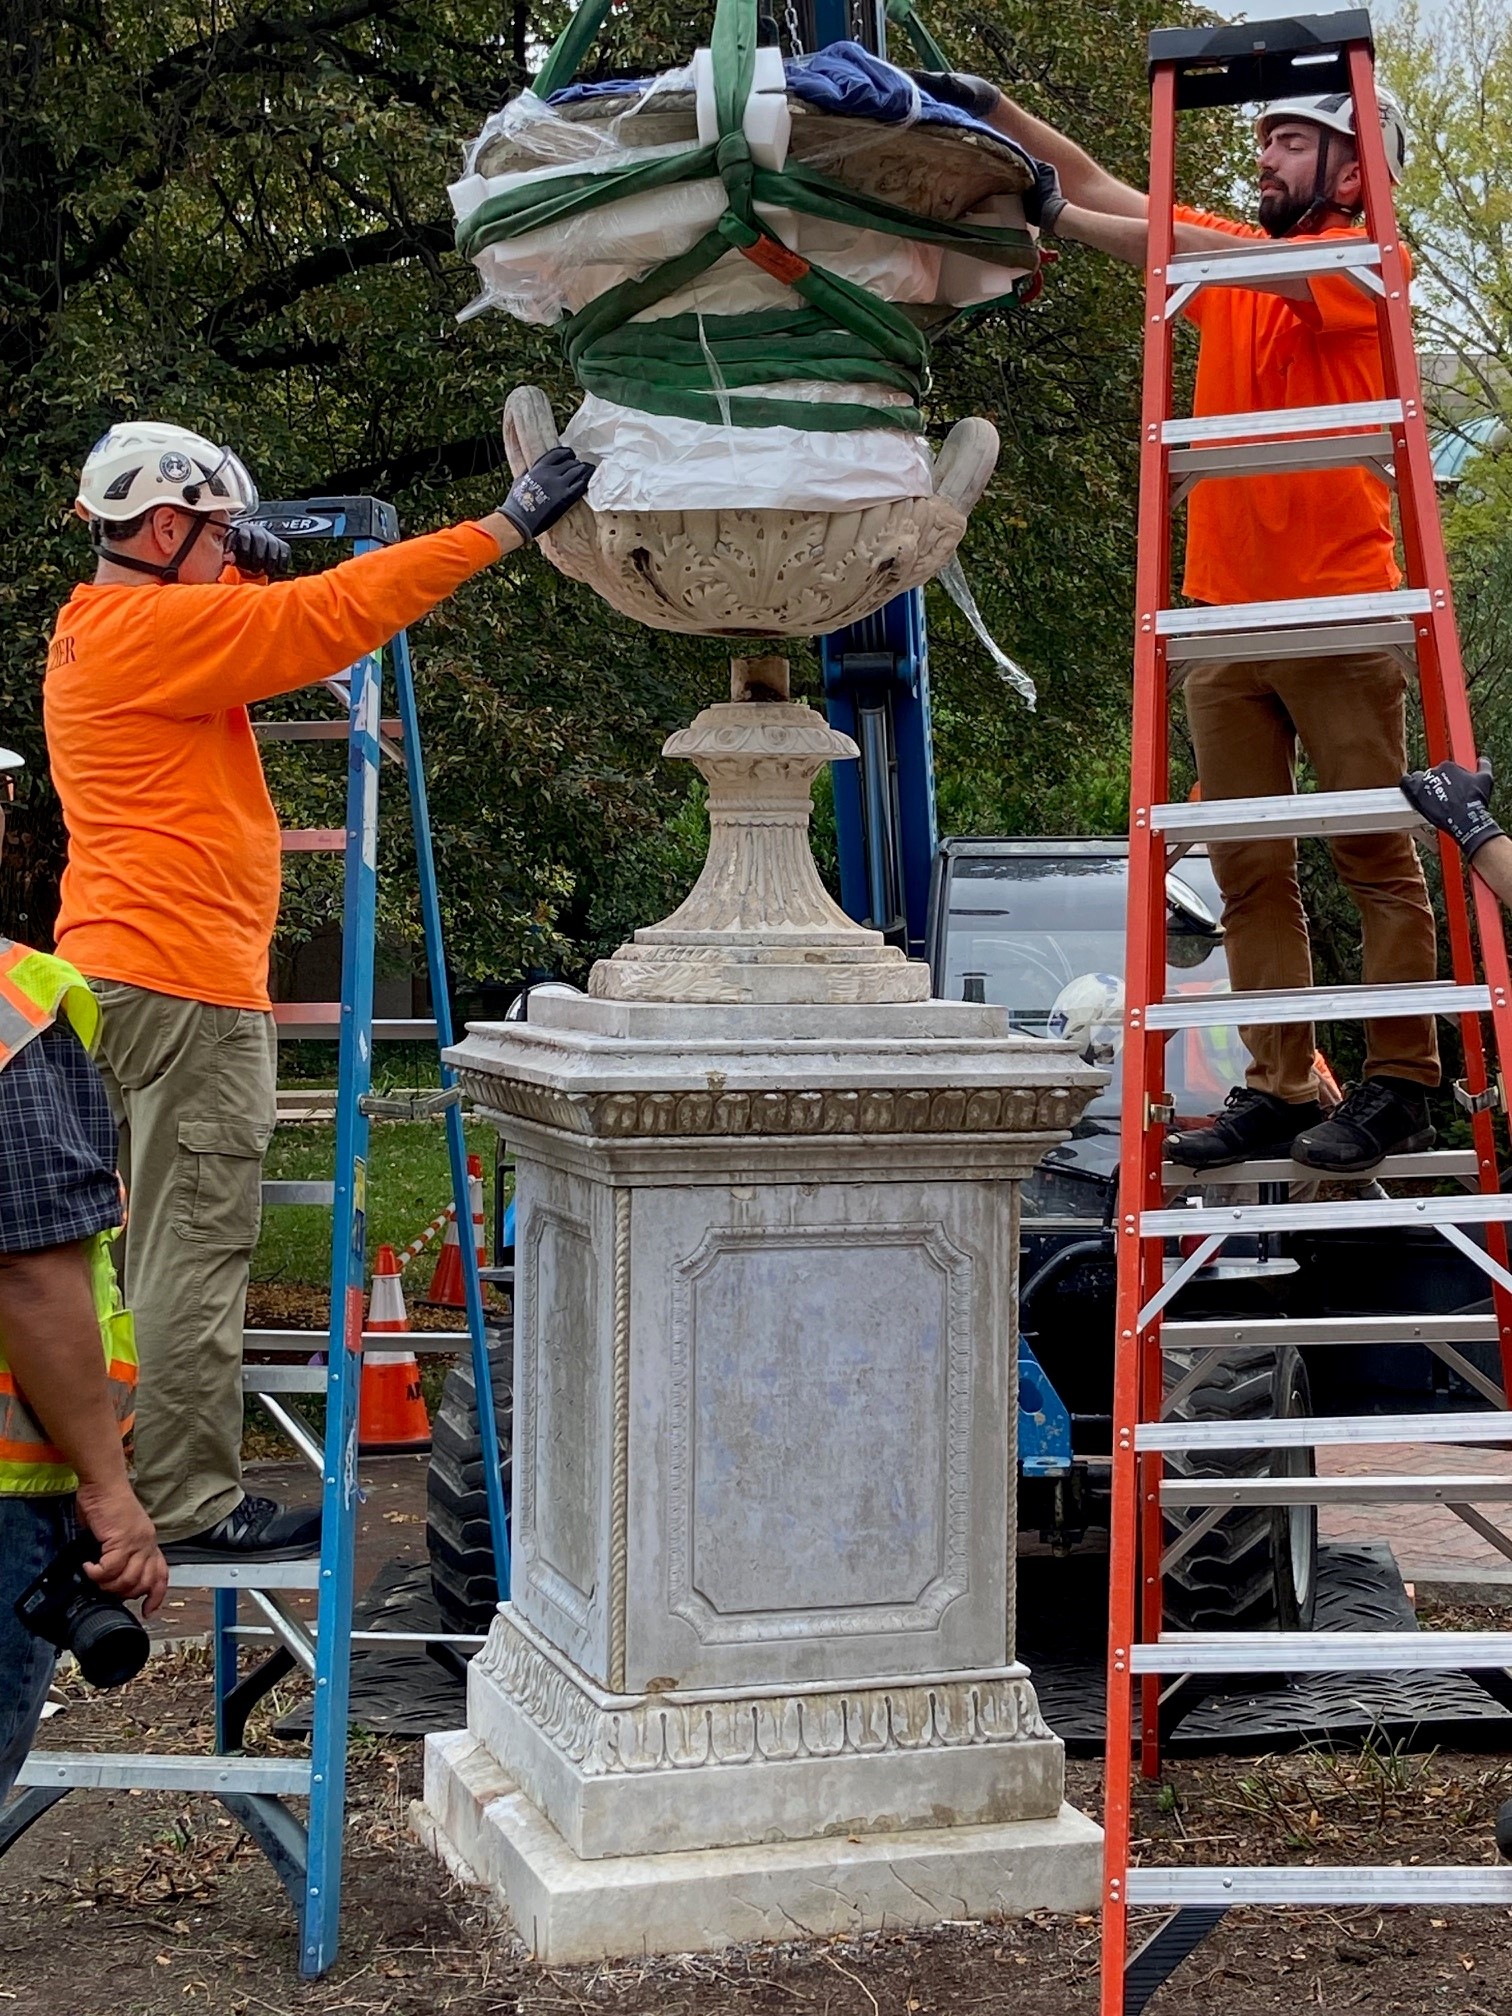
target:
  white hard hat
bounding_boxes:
[1256,89,1408,184]
[1048,972,1125,1066]
[0,748,22,774]
[76,422,259,524]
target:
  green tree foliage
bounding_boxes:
[1,0,1229,980]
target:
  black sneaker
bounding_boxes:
[163,1495,321,1563]
[1290,1075,1433,1176]
[1165,1086,1324,1171]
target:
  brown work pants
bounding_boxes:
[86,980,277,1543]
[1183,650,1439,1105]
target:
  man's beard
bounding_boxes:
[1257,183,1313,238]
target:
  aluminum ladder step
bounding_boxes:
[167,1560,321,1590]
[16,1752,312,1795]
[1171,430,1395,491]
[1161,1474,1512,1508]
[280,830,346,853]
[1132,1631,1512,1674]
[255,718,401,742]
[261,1180,335,1207]
[1149,785,1426,843]
[1164,235,1384,306]
[1139,1408,1512,1453]
[272,1003,438,1041]
[1162,398,1406,446]
[1147,979,1489,1029]
[1161,1311,1499,1351]
[1142,1192,1512,1236]
[1165,616,1420,666]
[243,1327,469,1354]
[1127,1867,1512,1907]
[1162,1147,1476,1186]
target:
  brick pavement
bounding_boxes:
[1319,1439,1512,1589]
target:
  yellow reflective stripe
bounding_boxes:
[0,939,99,1055]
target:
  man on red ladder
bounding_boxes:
[917,69,1434,1177]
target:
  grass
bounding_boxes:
[253,1117,500,1290]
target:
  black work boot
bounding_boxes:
[1165,1085,1324,1171]
[1290,1075,1434,1176]
[163,1495,321,1563]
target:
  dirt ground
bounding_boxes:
[8,1616,1512,2016]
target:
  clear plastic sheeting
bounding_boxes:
[562,391,934,510]
[462,77,695,176]
[938,557,1037,709]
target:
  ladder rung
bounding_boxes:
[1161,1475,1512,1508]
[244,1328,470,1353]
[1166,617,1418,665]
[168,1560,321,1589]
[1162,398,1406,446]
[1127,1867,1512,1907]
[1142,1192,1512,1236]
[1171,430,1395,487]
[261,1180,335,1207]
[280,830,347,853]
[271,1005,438,1042]
[1148,980,1490,1029]
[254,719,402,741]
[1158,588,1433,638]
[1140,1408,1512,1453]
[1132,1631,1512,1674]
[1161,1312,1499,1351]
[243,1364,328,1393]
[1162,1147,1476,1185]
[1163,1256,1298,1283]
[1150,785,1426,843]
[1166,237,1383,291]
[15,1752,312,1796]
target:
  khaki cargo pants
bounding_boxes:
[1183,649,1440,1105]
[87,980,276,1544]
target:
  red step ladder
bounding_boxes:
[1104,12,1512,2011]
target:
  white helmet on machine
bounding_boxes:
[1048,972,1125,1067]
[1256,89,1408,184]
[76,422,259,525]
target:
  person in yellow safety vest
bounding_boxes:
[0,746,167,1802]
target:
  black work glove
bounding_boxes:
[226,519,293,579]
[905,68,1001,122]
[1022,158,1067,234]
[1400,755,1503,859]
[498,445,593,542]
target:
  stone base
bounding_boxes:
[417,1730,1104,1964]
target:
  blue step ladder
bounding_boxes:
[0,496,510,1979]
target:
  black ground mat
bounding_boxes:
[275,1559,467,1738]
[1022,1542,1512,1755]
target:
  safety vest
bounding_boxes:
[0,937,137,1495]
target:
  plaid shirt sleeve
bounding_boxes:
[0,1024,122,1256]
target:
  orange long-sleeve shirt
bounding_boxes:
[1175,206,1407,607]
[44,522,501,1010]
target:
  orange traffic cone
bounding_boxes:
[426,1154,487,1309]
[358,1245,431,1454]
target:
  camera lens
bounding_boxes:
[69,1598,150,1688]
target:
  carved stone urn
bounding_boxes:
[416,658,1105,1959]
[503,387,999,638]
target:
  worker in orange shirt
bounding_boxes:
[916,74,1432,1178]
[44,420,591,1562]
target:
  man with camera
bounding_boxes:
[0,746,168,1802]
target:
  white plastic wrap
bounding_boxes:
[563,391,933,511]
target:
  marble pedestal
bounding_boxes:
[416,670,1104,1959]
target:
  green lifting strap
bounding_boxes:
[883,0,952,73]
[468,0,1031,432]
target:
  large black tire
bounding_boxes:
[1162,1344,1318,1634]
[426,1334,513,1635]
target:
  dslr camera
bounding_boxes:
[15,1531,150,1688]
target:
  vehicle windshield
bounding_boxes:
[937,850,1245,1120]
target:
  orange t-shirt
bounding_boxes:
[44,522,501,1011]
[1175,206,1406,607]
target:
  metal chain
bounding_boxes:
[784,0,805,57]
